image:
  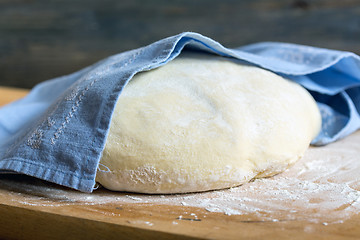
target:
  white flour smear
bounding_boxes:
[1,132,360,224]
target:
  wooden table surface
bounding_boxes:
[0,87,360,240]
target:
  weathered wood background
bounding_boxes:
[1,0,360,89]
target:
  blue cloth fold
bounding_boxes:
[1,32,360,192]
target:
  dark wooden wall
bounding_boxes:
[1,0,360,89]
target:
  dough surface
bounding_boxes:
[96,52,321,194]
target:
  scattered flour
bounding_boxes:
[1,131,360,224]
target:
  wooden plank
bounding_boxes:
[0,203,199,240]
[0,176,359,240]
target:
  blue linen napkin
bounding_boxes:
[0,32,360,192]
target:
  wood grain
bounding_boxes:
[0,174,360,240]
[1,0,360,88]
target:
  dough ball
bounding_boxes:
[96,52,321,194]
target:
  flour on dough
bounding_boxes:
[96,52,321,194]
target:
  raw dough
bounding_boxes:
[96,52,321,194]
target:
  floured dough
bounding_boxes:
[96,52,321,194]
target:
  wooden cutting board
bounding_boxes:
[0,86,360,240]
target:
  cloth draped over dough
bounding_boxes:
[0,32,359,192]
